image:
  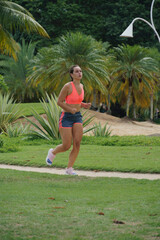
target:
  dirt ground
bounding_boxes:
[21,109,160,136]
[84,110,160,136]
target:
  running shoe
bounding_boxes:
[65,167,78,175]
[46,148,55,166]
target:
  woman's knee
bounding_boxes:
[62,142,71,151]
[73,139,81,149]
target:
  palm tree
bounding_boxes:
[0,0,49,59]
[111,44,159,118]
[147,48,160,120]
[0,74,8,94]
[0,39,43,102]
[27,32,110,100]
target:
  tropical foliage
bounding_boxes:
[27,32,110,99]
[0,40,43,102]
[25,94,61,140]
[91,122,112,137]
[5,122,30,137]
[0,74,8,94]
[0,1,160,120]
[111,44,159,117]
[25,94,95,141]
[0,93,22,133]
[0,0,49,59]
[13,0,160,49]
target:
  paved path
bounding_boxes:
[0,164,160,180]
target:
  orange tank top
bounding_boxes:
[65,82,84,104]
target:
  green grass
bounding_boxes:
[1,103,160,239]
[0,142,160,173]
[0,169,160,240]
[17,102,45,117]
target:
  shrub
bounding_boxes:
[91,122,112,137]
[25,94,95,141]
[5,123,31,138]
[0,144,19,153]
[0,93,22,133]
[25,94,62,140]
[0,136,3,147]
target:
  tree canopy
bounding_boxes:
[14,0,160,49]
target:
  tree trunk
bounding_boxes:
[133,104,136,119]
[92,89,97,109]
[133,95,136,119]
[107,93,111,114]
[150,93,154,120]
[126,86,132,117]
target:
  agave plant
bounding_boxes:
[25,94,96,141]
[5,122,30,137]
[0,93,22,133]
[92,122,112,137]
[25,94,61,140]
[82,110,96,134]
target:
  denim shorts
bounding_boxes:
[59,111,82,129]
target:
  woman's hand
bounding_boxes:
[71,108,77,114]
[81,102,91,109]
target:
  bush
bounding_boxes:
[5,123,30,138]
[91,122,112,137]
[81,135,160,146]
[0,136,3,147]
[0,93,22,133]
[0,144,19,153]
[25,94,95,141]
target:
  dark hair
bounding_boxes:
[69,65,80,81]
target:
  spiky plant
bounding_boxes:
[5,122,30,137]
[92,122,112,137]
[25,94,96,141]
[0,93,22,133]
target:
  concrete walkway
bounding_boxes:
[0,164,160,180]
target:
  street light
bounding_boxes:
[120,0,159,120]
[120,0,160,42]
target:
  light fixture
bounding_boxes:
[120,0,160,43]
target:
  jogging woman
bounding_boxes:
[46,65,91,175]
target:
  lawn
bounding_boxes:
[17,102,45,117]
[0,169,160,240]
[0,142,160,173]
[1,102,160,239]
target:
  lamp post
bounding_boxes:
[120,0,159,120]
[120,0,160,42]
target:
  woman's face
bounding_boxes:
[71,66,82,80]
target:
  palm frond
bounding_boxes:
[0,1,49,38]
[0,25,20,60]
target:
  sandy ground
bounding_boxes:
[84,110,160,136]
[21,109,160,136]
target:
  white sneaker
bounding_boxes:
[46,148,55,166]
[65,167,77,175]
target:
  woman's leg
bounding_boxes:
[52,128,72,155]
[67,123,83,168]
[46,128,72,165]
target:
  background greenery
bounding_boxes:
[13,0,160,50]
[1,1,160,120]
